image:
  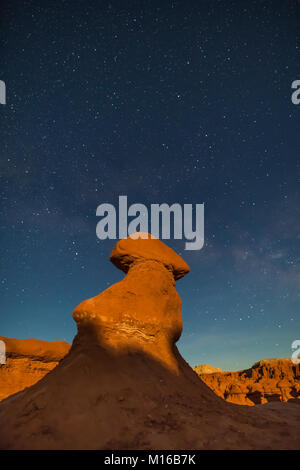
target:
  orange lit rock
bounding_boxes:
[195,358,300,406]
[74,233,189,372]
[0,336,70,402]
[194,364,223,375]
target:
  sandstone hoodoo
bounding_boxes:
[73,233,189,373]
[0,234,299,450]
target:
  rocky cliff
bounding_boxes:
[195,358,300,405]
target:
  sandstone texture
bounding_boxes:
[0,234,299,450]
[0,336,70,402]
[195,358,300,406]
[110,232,190,280]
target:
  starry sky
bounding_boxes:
[1,0,299,371]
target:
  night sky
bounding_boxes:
[1,0,299,370]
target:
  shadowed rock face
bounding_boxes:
[195,359,300,406]
[0,235,299,450]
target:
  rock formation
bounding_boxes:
[194,364,224,375]
[0,336,70,402]
[195,359,300,406]
[73,233,189,373]
[0,234,299,450]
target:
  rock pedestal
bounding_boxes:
[73,234,189,372]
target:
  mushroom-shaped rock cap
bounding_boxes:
[110,232,190,280]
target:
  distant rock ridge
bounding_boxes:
[195,358,300,405]
[194,364,224,375]
[109,232,190,280]
[0,336,70,362]
[73,233,190,372]
[0,336,70,402]
[0,234,299,450]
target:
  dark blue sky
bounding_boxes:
[1,0,299,370]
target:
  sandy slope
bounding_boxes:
[0,342,299,450]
